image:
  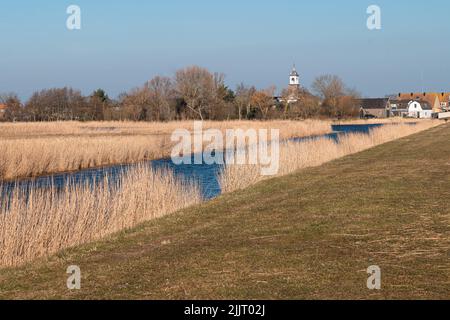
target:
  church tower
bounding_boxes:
[287,64,300,103]
[289,65,300,89]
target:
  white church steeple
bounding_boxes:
[289,64,300,87]
[287,64,300,103]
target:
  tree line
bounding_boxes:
[0,66,361,122]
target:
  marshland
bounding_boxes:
[2,0,449,301]
[0,119,441,268]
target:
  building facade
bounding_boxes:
[407,101,433,118]
[437,92,450,111]
[358,98,390,118]
[390,100,410,117]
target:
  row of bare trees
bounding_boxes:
[0,66,360,122]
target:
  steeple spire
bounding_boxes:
[290,64,299,77]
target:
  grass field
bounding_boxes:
[0,123,448,299]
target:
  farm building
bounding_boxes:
[358,98,390,118]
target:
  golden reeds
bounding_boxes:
[0,135,172,181]
[0,120,331,180]
[0,120,332,139]
[0,165,201,268]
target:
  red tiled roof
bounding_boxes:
[437,93,450,103]
[398,93,441,111]
[358,98,390,110]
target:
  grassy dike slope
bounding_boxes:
[1,124,449,300]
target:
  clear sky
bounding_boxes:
[1,0,449,99]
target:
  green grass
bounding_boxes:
[1,124,450,299]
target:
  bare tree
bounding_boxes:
[120,87,151,121]
[86,89,110,121]
[312,75,345,100]
[283,89,321,119]
[175,66,215,120]
[312,75,348,117]
[25,88,86,121]
[209,73,236,120]
[335,88,361,119]
[146,76,175,121]
[0,93,22,121]
[251,86,276,120]
[235,83,256,120]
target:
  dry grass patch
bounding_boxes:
[0,120,332,139]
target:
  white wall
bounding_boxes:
[419,110,433,118]
[407,101,432,118]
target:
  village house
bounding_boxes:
[407,100,433,118]
[391,98,436,118]
[398,93,441,113]
[390,100,410,117]
[437,92,450,111]
[358,98,390,118]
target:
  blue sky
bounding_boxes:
[1,0,449,99]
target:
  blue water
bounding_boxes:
[331,123,384,134]
[0,124,385,200]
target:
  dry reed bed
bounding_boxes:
[0,135,172,181]
[0,165,201,268]
[0,120,331,139]
[0,120,331,181]
[220,121,441,193]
